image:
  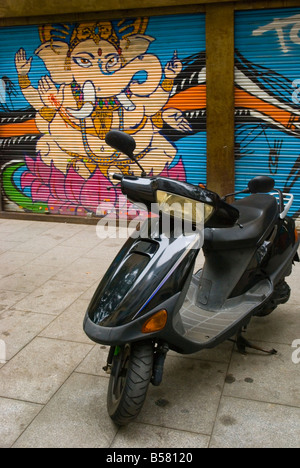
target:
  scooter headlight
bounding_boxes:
[156,190,214,224]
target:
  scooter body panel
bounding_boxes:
[84,214,299,354]
[264,217,299,284]
[84,218,202,347]
[163,218,299,354]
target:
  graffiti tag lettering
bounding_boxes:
[253,13,300,53]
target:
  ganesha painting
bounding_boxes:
[0,15,206,216]
[1,11,300,220]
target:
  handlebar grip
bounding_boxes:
[113,173,123,181]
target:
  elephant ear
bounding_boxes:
[35,41,72,84]
[120,34,155,63]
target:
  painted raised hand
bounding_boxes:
[38,75,61,109]
[15,48,33,76]
[164,50,183,79]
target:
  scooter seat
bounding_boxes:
[204,194,279,250]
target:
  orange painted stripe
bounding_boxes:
[164,85,206,111]
[0,119,40,137]
[0,86,298,140]
[235,88,300,130]
[165,85,300,133]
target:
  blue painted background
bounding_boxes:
[235,8,300,217]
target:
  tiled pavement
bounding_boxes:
[0,218,299,448]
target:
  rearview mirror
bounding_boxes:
[105,130,136,160]
[248,176,275,194]
[105,130,146,177]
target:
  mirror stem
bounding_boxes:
[222,188,250,201]
[131,154,147,177]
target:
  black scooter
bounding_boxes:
[83,130,299,426]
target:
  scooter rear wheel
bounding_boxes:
[107,341,153,426]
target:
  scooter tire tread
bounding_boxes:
[107,341,153,426]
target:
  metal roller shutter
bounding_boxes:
[235,8,300,228]
[0,13,206,219]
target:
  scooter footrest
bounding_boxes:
[178,279,272,345]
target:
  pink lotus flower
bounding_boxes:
[21,154,117,216]
[20,154,187,216]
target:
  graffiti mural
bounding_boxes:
[3,10,298,221]
[0,15,206,216]
[234,8,300,221]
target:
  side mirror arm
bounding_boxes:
[222,188,250,201]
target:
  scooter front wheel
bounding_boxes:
[107,340,153,426]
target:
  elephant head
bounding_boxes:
[35,20,162,119]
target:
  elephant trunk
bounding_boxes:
[128,55,162,96]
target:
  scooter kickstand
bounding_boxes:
[230,334,277,355]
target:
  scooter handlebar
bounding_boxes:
[112,173,123,181]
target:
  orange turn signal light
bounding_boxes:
[295,228,299,243]
[142,309,168,334]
